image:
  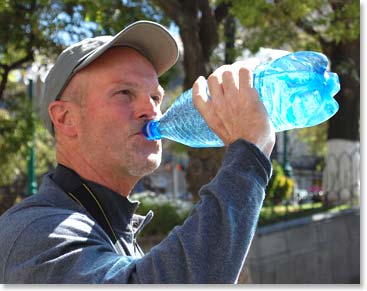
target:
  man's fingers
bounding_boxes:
[239,66,254,98]
[192,76,209,112]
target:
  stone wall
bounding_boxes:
[244,208,360,284]
[138,208,360,284]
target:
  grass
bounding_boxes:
[258,202,352,226]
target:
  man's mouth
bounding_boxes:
[129,125,145,137]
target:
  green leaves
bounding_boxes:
[228,0,359,52]
[325,1,360,43]
[296,123,327,158]
[0,83,55,190]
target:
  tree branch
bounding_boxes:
[0,1,36,101]
[198,0,219,62]
[0,52,34,101]
[214,2,230,23]
[149,0,182,23]
[0,66,10,102]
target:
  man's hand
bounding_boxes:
[192,62,275,157]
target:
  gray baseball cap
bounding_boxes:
[41,20,179,134]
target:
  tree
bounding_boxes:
[0,1,108,202]
[0,78,56,202]
[0,1,83,101]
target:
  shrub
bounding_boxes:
[265,160,295,205]
[130,192,193,237]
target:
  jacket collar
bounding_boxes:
[50,164,152,237]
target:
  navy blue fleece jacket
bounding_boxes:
[0,139,271,283]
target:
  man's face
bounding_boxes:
[76,47,163,178]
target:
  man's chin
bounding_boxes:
[126,152,162,177]
[144,154,162,173]
[125,138,162,176]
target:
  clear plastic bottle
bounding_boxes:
[142,51,340,148]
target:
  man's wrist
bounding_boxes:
[224,138,273,187]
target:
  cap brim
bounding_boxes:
[76,20,179,77]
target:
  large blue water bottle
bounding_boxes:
[142,51,340,148]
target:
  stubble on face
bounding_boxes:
[78,104,163,179]
[115,118,162,177]
[124,133,162,177]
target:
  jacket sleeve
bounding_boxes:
[4,139,271,283]
[133,139,272,283]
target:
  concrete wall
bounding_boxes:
[244,208,360,284]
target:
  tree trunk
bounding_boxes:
[0,52,34,101]
[153,0,231,200]
[321,38,360,205]
[180,9,223,200]
[224,16,236,64]
[186,12,236,200]
[325,39,360,141]
[178,14,207,89]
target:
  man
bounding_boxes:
[0,20,274,283]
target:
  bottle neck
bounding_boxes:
[142,120,162,140]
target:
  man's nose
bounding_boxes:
[136,95,161,120]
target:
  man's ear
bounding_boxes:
[48,101,78,137]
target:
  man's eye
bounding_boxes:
[115,90,134,102]
[119,90,131,96]
[151,95,161,104]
